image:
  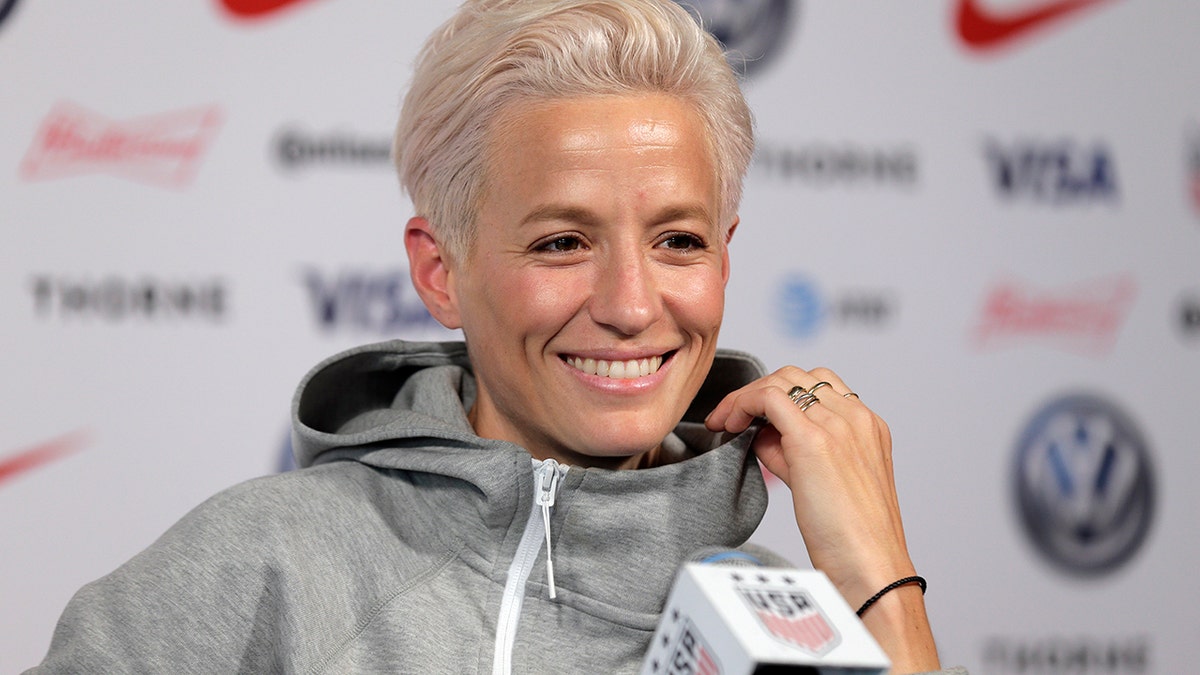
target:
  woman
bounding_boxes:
[33,1,957,673]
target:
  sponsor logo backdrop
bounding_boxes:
[2,1,1197,672]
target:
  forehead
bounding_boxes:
[491,93,711,161]
[480,93,718,209]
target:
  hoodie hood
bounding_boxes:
[292,340,766,472]
[290,339,770,620]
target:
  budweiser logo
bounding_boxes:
[974,275,1136,355]
[20,102,222,188]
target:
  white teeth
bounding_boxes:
[567,355,664,379]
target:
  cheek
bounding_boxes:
[669,270,726,330]
[472,268,589,334]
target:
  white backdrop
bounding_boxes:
[2,1,1197,672]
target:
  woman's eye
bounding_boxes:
[539,236,583,252]
[660,233,705,250]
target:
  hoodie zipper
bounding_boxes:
[491,458,567,675]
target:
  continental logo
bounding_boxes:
[274,128,391,170]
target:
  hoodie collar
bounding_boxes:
[291,340,769,622]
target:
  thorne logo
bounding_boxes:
[20,102,222,188]
[983,635,1150,673]
[984,139,1118,204]
[31,275,228,321]
[973,275,1135,356]
[754,142,918,188]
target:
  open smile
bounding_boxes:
[563,351,674,379]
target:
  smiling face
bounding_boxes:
[443,94,730,469]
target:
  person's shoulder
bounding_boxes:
[204,460,379,513]
[159,461,388,554]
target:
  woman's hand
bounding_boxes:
[705,366,941,673]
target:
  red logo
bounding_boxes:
[955,0,1115,52]
[974,275,1136,356]
[20,102,222,189]
[218,0,319,19]
[1,431,88,487]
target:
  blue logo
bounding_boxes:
[776,275,894,340]
[302,267,443,334]
[777,276,826,338]
[1013,393,1155,576]
[985,139,1118,203]
[674,0,796,78]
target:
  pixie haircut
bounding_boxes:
[394,0,755,259]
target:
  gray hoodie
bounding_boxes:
[30,340,771,674]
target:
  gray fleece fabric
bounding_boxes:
[29,341,770,674]
[30,340,968,674]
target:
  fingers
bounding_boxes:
[705,365,862,434]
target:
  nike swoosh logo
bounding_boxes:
[955,0,1113,51]
[0,431,87,487]
[219,0,317,19]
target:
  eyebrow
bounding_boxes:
[519,204,714,229]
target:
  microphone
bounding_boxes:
[640,546,890,675]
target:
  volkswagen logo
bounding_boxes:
[1013,393,1155,576]
[674,0,796,78]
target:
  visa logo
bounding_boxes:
[985,140,1118,202]
[302,268,440,333]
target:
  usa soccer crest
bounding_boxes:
[737,579,840,656]
[645,613,723,675]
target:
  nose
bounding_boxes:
[587,250,663,336]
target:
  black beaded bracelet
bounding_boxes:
[855,575,927,617]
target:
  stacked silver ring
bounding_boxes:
[787,385,821,412]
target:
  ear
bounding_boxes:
[721,216,739,285]
[405,217,463,329]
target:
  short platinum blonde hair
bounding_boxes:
[394,0,755,259]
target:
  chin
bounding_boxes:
[569,426,674,462]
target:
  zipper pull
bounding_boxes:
[534,459,563,599]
